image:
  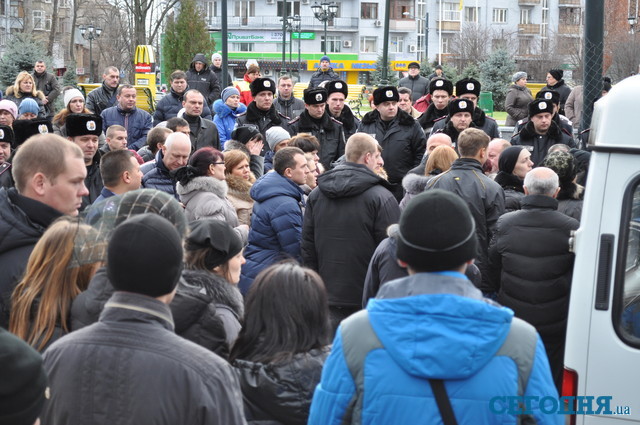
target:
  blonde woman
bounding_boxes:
[5,71,46,118]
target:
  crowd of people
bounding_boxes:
[0,55,601,425]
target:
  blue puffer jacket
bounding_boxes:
[153,88,213,126]
[239,171,305,294]
[141,151,178,199]
[213,99,246,149]
[309,273,562,425]
[101,105,152,150]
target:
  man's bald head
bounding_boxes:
[426,133,453,155]
[161,132,192,171]
[524,167,560,197]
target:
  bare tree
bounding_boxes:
[47,0,60,56]
[449,23,494,70]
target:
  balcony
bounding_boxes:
[206,16,358,31]
[390,19,416,32]
[559,0,581,6]
[518,0,541,5]
[435,20,461,32]
[558,24,581,35]
[518,23,540,35]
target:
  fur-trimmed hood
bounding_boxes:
[176,175,228,200]
[213,98,247,118]
[225,174,254,202]
[5,86,46,100]
[402,173,432,195]
[361,108,416,127]
[518,119,564,140]
[558,182,584,201]
[181,269,244,318]
[289,109,338,132]
[242,101,283,125]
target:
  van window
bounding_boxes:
[617,181,640,345]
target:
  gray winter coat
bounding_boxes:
[275,96,305,120]
[177,176,239,225]
[186,115,220,152]
[398,75,429,103]
[42,292,247,425]
[32,70,61,117]
[504,84,533,126]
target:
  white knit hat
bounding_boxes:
[63,88,84,108]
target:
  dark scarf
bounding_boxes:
[494,171,525,193]
[246,102,282,125]
[297,110,332,132]
[418,102,448,129]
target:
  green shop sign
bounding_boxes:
[292,32,315,40]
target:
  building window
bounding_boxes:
[390,0,413,19]
[361,2,378,19]
[493,8,507,23]
[59,0,71,7]
[321,35,341,53]
[360,36,377,53]
[33,10,44,30]
[559,7,581,25]
[234,1,255,21]
[518,38,532,54]
[233,43,254,51]
[464,7,479,22]
[277,1,300,17]
[520,9,531,24]
[441,35,452,53]
[203,1,217,22]
[443,2,461,21]
[390,35,404,53]
[56,17,71,33]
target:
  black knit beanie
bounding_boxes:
[396,190,477,271]
[548,69,564,81]
[108,214,184,297]
[498,146,526,175]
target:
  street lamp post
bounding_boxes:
[312,2,339,56]
[79,24,102,83]
[293,15,302,78]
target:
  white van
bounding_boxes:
[564,75,640,424]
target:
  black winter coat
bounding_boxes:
[488,194,579,338]
[327,104,360,142]
[141,150,178,199]
[301,163,400,307]
[236,102,290,154]
[430,106,500,139]
[309,67,340,87]
[86,82,118,116]
[233,348,329,425]
[44,292,246,425]
[82,153,103,211]
[511,121,575,166]
[288,111,345,170]
[153,88,213,126]
[494,171,525,213]
[546,80,572,116]
[357,109,426,200]
[186,53,221,105]
[418,102,448,133]
[427,158,505,293]
[70,267,233,358]
[0,188,62,328]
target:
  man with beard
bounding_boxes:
[288,87,345,170]
[235,77,290,154]
[357,86,425,201]
[418,78,453,134]
[511,99,575,166]
[153,70,213,126]
[324,80,360,141]
[431,78,500,139]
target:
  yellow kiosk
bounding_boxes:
[133,45,157,112]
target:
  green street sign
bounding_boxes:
[292,32,315,40]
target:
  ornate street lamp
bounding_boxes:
[312,2,339,56]
[79,24,102,83]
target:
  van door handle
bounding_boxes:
[595,234,615,311]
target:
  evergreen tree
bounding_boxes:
[62,62,78,88]
[479,49,516,111]
[370,56,398,87]
[163,0,216,76]
[460,62,481,81]
[0,33,51,89]
[432,61,459,84]
[419,59,432,78]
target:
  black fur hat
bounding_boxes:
[429,78,453,95]
[12,119,53,147]
[455,78,481,97]
[528,99,555,117]
[324,80,348,97]
[372,86,399,106]
[0,124,15,148]
[448,98,475,116]
[303,87,328,105]
[66,114,102,137]
[250,77,276,96]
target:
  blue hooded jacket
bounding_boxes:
[239,171,305,294]
[309,273,562,425]
[213,99,246,149]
